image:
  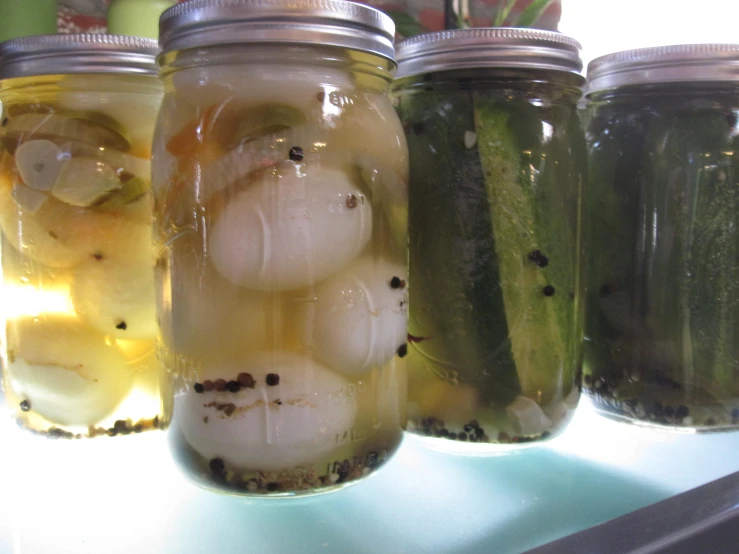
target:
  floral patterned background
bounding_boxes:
[57,0,110,33]
[56,0,561,35]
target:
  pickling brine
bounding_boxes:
[0,36,169,438]
[154,1,407,496]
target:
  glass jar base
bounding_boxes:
[582,394,739,434]
[403,428,559,457]
[169,425,399,497]
[11,413,167,439]
[182,467,379,499]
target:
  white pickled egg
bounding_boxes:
[178,351,356,471]
[70,244,157,340]
[306,256,408,376]
[156,236,272,364]
[209,162,371,291]
[7,315,132,426]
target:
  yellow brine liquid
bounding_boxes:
[0,74,171,438]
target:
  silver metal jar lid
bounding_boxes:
[395,28,582,79]
[0,34,159,80]
[586,44,739,93]
[159,0,395,63]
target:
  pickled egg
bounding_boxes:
[156,235,272,363]
[209,162,371,291]
[7,315,132,426]
[306,256,407,376]
[178,351,356,471]
[70,242,157,340]
[0,174,151,269]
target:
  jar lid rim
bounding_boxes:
[587,44,739,92]
[395,28,583,79]
[0,34,159,79]
[158,0,395,63]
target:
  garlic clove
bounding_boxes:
[15,139,66,191]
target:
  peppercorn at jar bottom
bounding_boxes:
[583,371,739,432]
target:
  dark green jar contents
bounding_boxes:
[394,69,586,445]
[584,83,739,430]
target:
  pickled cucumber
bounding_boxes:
[398,79,583,436]
[473,97,579,403]
[584,92,739,428]
[400,90,520,407]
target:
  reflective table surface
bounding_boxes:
[1,401,738,554]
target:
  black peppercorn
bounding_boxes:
[543,285,555,297]
[226,380,241,393]
[289,146,304,162]
[527,250,548,267]
[266,373,280,386]
[194,383,205,393]
[397,344,408,358]
[390,276,402,289]
[116,320,128,330]
[19,400,31,412]
[209,458,225,474]
[114,420,129,434]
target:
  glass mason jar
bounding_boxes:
[583,45,739,431]
[393,29,586,450]
[154,0,408,495]
[0,35,169,438]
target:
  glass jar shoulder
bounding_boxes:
[153,50,408,212]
